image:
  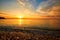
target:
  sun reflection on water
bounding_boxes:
[19,18,22,25]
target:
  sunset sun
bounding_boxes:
[18,16,23,19]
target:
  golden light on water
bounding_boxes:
[18,16,23,25]
[19,18,22,25]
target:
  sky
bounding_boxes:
[0,0,60,18]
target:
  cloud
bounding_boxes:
[16,0,60,17]
[48,6,60,16]
[17,0,26,7]
[36,0,60,16]
[16,0,37,16]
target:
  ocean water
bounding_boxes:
[0,19,60,30]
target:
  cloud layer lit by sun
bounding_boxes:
[16,0,60,18]
[0,0,60,18]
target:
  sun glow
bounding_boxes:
[18,16,23,19]
[18,16,23,25]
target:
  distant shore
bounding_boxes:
[0,17,5,19]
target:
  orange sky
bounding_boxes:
[0,0,60,18]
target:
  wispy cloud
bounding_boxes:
[17,0,36,16]
[17,0,25,7]
[48,6,60,16]
[16,0,60,17]
[36,0,60,16]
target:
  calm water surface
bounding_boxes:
[0,19,60,29]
